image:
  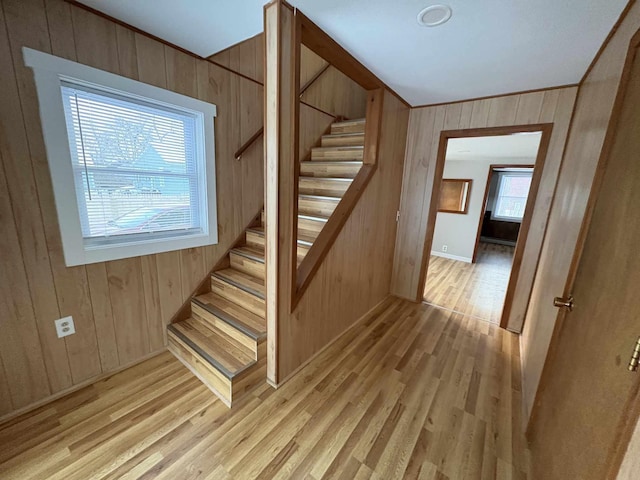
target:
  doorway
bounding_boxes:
[422,127,551,327]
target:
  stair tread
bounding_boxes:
[247,226,318,249]
[231,244,265,261]
[168,317,255,379]
[299,214,329,222]
[312,146,364,152]
[213,268,266,299]
[301,160,363,165]
[298,233,317,245]
[332,118,366,127]
[322,132,365,139]
[299,194,341,202]
[193,292,266,340]
[246,226,265,235]
[299,177,354,187]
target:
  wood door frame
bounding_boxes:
[528,28,640,479]
[471,164,535,263]
[417,124,553,329]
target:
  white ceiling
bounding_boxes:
[78,0,628,106]
[446,133,542,162]
[78,0,267,58]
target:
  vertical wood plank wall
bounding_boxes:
[211,35,368,120]
[278,91,409,381]
[0,0,265,418]
[523,1,640,421]
[390,87,577,335]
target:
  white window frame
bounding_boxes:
[491,171,532,223]
[23,47,218,266]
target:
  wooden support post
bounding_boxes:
[264,0,300,384]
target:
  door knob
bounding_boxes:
[553,295,574,311]
[628,337,640,372]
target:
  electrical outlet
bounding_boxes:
[55,316,75,338]
[442,245,448,252]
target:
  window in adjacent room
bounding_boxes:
[24,48,218,266]
[492,172,533,222]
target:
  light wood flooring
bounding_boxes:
[424,243,515,324]
[0,297,528,479]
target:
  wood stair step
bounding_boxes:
[230,245,265,280]
[245,228,265,248]
[330,118,366,134]
[298,214,328,241]
[246,226,311,261]
[168,316,259,405]
[300,161,362,178]
[311,146,364,161]
[299,177,352,197]
[192,292,266,347]
[321,132,365,147]
[298,194,340,218]
[212,268,265,317]
[213,268,265,299]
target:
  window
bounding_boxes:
[24,48,217,266]
[492,172,532,222]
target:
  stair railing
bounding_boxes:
[234,63,332,161]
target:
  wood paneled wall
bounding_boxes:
[278,90,409,380]
[0,0,265,418]
[390,87,577,333]
[523,1,640,422]
[211,34,367,120]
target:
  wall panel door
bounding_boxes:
[528,43,640,480]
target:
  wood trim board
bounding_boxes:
[527,25,640,477]
[437,178,473,214]
[471,164,535,263]
[416,124,553,331]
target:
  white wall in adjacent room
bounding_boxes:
[431,157,535,261]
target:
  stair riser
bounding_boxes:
[212,276,265,317]
[168,334,232,405]
[311,148,364,161]
[229,252,265,280]
[299,178,351,197]
[298,197,339,217]
[245,230,264,248]
[191,302,258,359]
[298,217,326,236]
[245,229,311,260]
[321,133,365,147]
[331,122,366,134]
[232,355,266,399]
[300,163,361,178]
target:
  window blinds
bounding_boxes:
[60,81,203,246]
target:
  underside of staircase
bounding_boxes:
[167,117,365,406]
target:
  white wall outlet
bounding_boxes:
[55,316,75,338]
[442,245,448,252]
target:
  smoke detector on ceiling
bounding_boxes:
[417,5,453,27]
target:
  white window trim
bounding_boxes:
[490,171,532,224]
[23,47,218,266]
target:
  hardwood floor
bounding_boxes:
[0,298,528,480]
[424,243,515,324]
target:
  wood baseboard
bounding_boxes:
[430,251,473,263]
[0,349,166,425]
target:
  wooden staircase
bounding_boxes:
[167,118,365,407]
[296,118,366,261]
[167,217,267,407]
